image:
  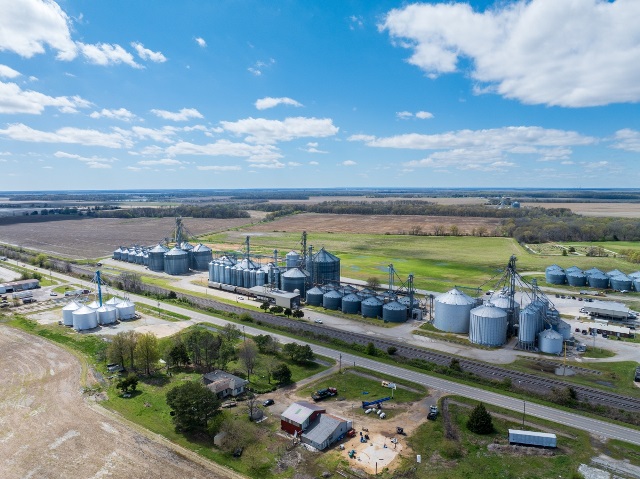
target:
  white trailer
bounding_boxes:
[508,429,556,448]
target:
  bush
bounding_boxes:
[387,346,397,355]
[466,403,494,434]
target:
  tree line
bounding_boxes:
[91,204,251,219]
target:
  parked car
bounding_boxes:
[263,399,275,407]
[314,318,323,324]
[233,447,244,458]
[50,292,58,296]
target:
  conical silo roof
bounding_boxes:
[436,288,476,306]
[313,247,339,263]
[193,243,212,252]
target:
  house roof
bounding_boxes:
[203,370,248,392]
[301,414,345,445]
[281,401,325,425]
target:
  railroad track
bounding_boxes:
[70,264,640,412]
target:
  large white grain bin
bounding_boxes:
[62,300,81,326]
[72,305,98,331]
[115,299,136,320]
[96,305,117,325]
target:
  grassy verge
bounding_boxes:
[136,304,190,322]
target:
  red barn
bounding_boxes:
[280,401,326,435]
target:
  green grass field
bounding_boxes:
[201,231,637,292]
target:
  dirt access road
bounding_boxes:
[0,325,243,479]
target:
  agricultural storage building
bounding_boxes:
[280,401,326,435]
[434,288,477,333]
[518,302,544,348]
[282,267,309,295]
[115,299,136,320]
[72,305,98,331]
[62,300,81,326]
[305,286,325,306]
[508,429,556,448]
[361,296,383,318]
[148,244,168,272]
[2,279,40,292]
[307,247,340,285]
[191,243,212,271]
[382,300,408,323]
[545,265,566,285]
[538,329,563,354]
[469,303,508,346]
[610,274,632,292]
[164,246,189,275]
[301,414,352,451]
[248,286,300,309]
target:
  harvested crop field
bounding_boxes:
[268,195,487,205]
[0,325,239,479]
[520,202,640,217]
[244,213,500,235]
[0,216,260,259]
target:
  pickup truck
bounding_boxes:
[312,387,338,402]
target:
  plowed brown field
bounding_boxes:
[245,213,500,235]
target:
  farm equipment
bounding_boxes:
[312,387,338,402]
[362,397,391,409]
[348,449,356,459]
[347,428,356,438]
[396,427,406,435]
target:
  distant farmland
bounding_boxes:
[244,213,500,235]
[520,202,640,218]
[0,216,259,259]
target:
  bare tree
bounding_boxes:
[238,339,259,382]
[245,392,261,421]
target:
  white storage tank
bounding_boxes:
[72,305,98,331]
[96,305,117,325]
[469,303,508,347]
[105,296,122,306]
[62,300,81,326]
[87,300,101,309]
[115,299,136,320]
[434,288,476,334]
[538,329,563,354]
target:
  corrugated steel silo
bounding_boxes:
[282,268,309,294]
[538,329,563,354]
[587,272,610,289]
[143,252,149,266]
[491,294,520,334]
[565,266,582,274]
[286,251,301,270]
[164,246,189,275]
[383,301,408,322]
[120,248,129,262]
[469,303,508,346]
[223,265,231,285]
[361,296,383,318]
[148,244,168,272]
[62,300,81,326]
[341,293,362,314]
[434,288,476,333]
[135,250,145,264]
[310,248,340,285]
[97,305,117,325]
[305,286,324,306]
[606,269,624,277]
[553,319,572,341]
[115,299,135,320]
[72,305,98,331]
[127,248,137,263]
[545,266,566,285]
[584,267,603,277]
[566,271,587,286]
[209,260,218,282]
[87,300,101,309]
[192,244,213,271]
[256,270,266,286]
[105,296,122,306]
[518,303,543,346]
[630,271,640,291]
[322,289,343,310]
[249,269,257,288]
[113,247,122,260]
[610,274,632,291]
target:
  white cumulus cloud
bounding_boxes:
[255,97,303,110]
[131,42,167,63]
[77,42,141,68]
[381,1,640,107]
[0,81,91,114]
[90,108,137,121]
[195,37,207,48]
[612,129,640,152]
[0,123,132,148]
[166,140,281,161]
[151,107,203,121]
[341,160,357,166]
[0,64,21,78]
[137,158,183,166]
[415,111,434,119]
[220,117,338,144]
[0,0,77,60]
[197,165,242,171]
[54,151,116,169]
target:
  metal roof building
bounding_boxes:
[508,429,556,448]
[280,401,326,435]
[300,414,352,451]
[583,300,630,320]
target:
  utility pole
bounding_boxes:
[339,353,342,372]
[522,399,526,428]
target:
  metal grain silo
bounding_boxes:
[113,247,122,260]
[96,305,117,325]
[323,289,343,310]
[232,265,244,287]
[606,269,624,278]
[553,319,572,341]
[469,303,508,347]
[383,300,408,323]
[341,293,362,314]
[135,250,145,265]
[223,265,231,285]
[209,260,218,282]
[566,271,587,287]
[268,266,281,289]
[255,270,266,286]
[105,296,122,306]
[565,266,582,274]
[72,305,98,331]
[491,294,520,334]
[359,288,376,298]
[115,299,136,320]
[584,267,603,277]
[119,248,129,262]
[587,272,610,289]
[164,246,189,275]
[148,244,168,272]
[282,268,309,294]
[630,271,640,291]
[434,288,476,333]
[311,248,341,285]
[127,248,137,263]
[143,252,149,266]
[610,274,632,291]
[538,329,563,354]
[545,266,566,285]
[305,286,324,306]
[286,251,301,270]
[192,244,213,271]
[249,269,257,288]
[518,303,543,347]
[361,296,383,318]
[87,300,101,309]
[62,300,81,326]
[398,295,415,308]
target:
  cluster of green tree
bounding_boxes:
[621,249,640,264]
[106,331,161,375]
[92,204,250,219]
[253,200,573,219]
[501,216,640,243]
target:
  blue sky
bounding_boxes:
[0,0,639,191]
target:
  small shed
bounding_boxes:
[280,401,326,435]
[301,414,352,451]
[508,429,557,448]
